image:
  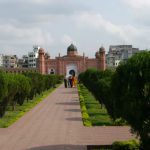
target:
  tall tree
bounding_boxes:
[111,51,150,149]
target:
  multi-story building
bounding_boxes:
[0,54,3,67]
[106,45,139,68]
[22,55,28,68]
[28,46,40,68]
[18,55,29,68]
[3,55,18,68]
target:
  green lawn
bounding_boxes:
[79,84,114,126]
[0,85,59,128]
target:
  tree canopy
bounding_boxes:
[79,51,150,149]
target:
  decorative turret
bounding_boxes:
[99,46,105,52]
[45,52,50,59]
[99,46,106,70]
[67,44,78,56]
[95,51,100,59]
[38,48,46,74]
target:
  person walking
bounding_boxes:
[69,76,73,88]
[64,77,67,88]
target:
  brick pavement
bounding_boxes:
[0,84,134,150]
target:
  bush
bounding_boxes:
[114,118,127,126]
[112,139,140,150]
[78,85,92,127]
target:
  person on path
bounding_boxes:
[64,77,67,88]
[69,76,73,88]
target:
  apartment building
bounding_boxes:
[28,46,40,68]
[106,45,139,68]
[3,55,18,68]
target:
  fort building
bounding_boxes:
[38,44,106,76]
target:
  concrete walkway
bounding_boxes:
[0,84,134,150]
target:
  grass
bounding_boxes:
[78,84,114,126]
[0,85,59,128]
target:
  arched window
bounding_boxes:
[48,68,55,74]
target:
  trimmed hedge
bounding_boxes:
[112,139,139,150]
[78,85,92,126]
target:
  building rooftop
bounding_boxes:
[67,44,77,52]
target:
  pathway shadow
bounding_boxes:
[66,117,82,121]
[56,102,79,105]
[72,99,78,102]
[62,90,77,94]
[26,144,86,150]
[64,108,81,112]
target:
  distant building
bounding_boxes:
[18,55,29,68]
[106,45,139,68]
[38,44,106,75]
[22,55,28,68]
[0,54,3,67]
[28,46,40,68]
[3,55,18,68]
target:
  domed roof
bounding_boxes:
[67,44,77,52]
[99,46,105,52]
[39,48,45,53]
[95,51,100,58]
[95,51,99,55]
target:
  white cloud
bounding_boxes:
[72,11,150,50]
[0,24,54,56]
[0,0,150,58]
[122,0,150,9]
[122,0,150,26]
[0,24,54,44]
[73,12,139,41]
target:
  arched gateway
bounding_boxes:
[38,44,106,76]
[66,64,77,77]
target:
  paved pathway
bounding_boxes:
[0,84,134,150]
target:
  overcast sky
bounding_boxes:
[0,0,150,58]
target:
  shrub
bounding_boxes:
[78,85,92,127]
[112,139,140,150]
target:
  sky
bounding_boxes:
[0,0,150,58]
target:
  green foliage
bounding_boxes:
[0,72,63,118]
[78,68,114,117]
[111,51,150,149]
[114,118,127,126]
[112,139,140,150]
[14,74,31,106]
[0,87,56,128]
[78,84,113,126]
[79,51,150,149]
[77,85,92,127]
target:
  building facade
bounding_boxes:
[0,54,3,67]
[106,45,139,68]
[3,55,18,68]
[38,44,106,76]
[28,46,40,68]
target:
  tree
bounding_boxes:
[14,74,31,106]
[78,68,114,108]
[0,71,8,117]
[111,51,150,149]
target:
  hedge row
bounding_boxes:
[112,139,139,150]
[78,68,114,117]
[78,51,150,149]
[0,71,63,118]
[78,85,92,126]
